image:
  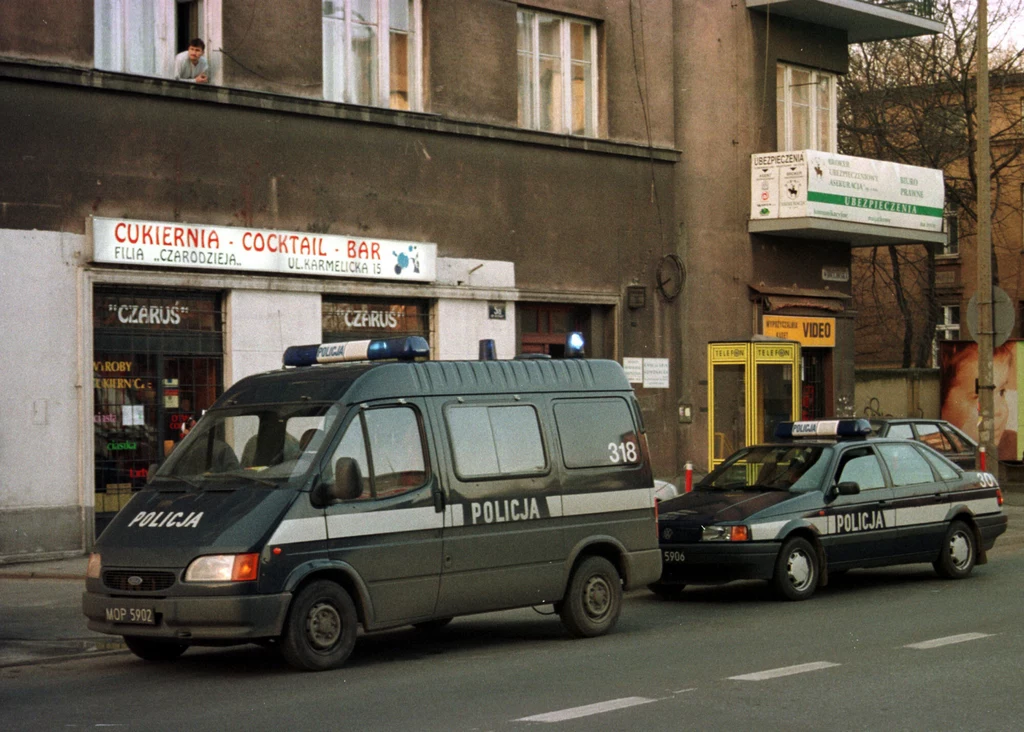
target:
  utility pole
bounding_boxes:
[976,0,995,470]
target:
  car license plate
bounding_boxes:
[662,550,685,563]
[104,606,156,625]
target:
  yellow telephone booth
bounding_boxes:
[707,341,801,469]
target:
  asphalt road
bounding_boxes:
[2,553,1022,731]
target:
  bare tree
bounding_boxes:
[840,0,1024,367]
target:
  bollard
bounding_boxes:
[979,446,987,472]
[685,461,693,492]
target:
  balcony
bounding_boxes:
[748,150,948,247]
[746,0,943,42]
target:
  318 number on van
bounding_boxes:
[608,441,639,463]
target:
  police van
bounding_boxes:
[653,419,1007,601]
[83,336,661,670]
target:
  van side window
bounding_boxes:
[445,404,547,479]
[554,397,639,468]
[325,406,426,500]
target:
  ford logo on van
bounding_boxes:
[127,576,143,587]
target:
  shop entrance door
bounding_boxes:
[93,288,222,535]
[801,349,829,420]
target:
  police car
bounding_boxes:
[652,419,1008,601]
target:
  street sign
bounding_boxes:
[966,286,1014,347]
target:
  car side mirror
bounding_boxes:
[836,481,861,496]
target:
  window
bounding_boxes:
[517,8,598,136]
[445,404,547,479]
[322,0,422,110]
[886,423,914,440]
[933,305,960,366]
[95,0,215,80]
[554,398,640,468]
[325,406,427,500]
[914,423,953,453]
[835,447,886,491]
[95,0,175,76]
[877,443,935,487]
[919,447,959,481]
[776,63,836,152]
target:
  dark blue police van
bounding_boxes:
[83,336,661,670]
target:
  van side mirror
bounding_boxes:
[836,481,860,496]
[311,458,364,507]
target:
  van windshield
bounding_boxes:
[156,402,343,486]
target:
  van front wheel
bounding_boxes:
[560,556,622,638]
[281,580,358,671]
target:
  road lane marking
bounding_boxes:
[904,632,993,650]
[729,661,840,681]
[516,697,658,723]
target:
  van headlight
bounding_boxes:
[701,525,750,542]
[184,553,259,582]
[87,553,102,579]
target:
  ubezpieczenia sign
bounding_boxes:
[750,151,944,233]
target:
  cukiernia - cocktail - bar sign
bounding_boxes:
[750,151,943,232]
[90,217,437,282]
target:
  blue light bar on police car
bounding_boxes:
[774,419,872,440]
[283,336,430,367]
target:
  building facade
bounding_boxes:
[0,0,941,560]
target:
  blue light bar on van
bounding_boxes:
[566,332,585,358]
[775,419,872,440]
[283,336,430,367]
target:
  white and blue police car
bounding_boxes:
[652,419,1007,600]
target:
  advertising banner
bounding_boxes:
[762,315,836,347]
[751,151,944,233]
[92,217,437,282]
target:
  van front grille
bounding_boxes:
[103,570,176,592]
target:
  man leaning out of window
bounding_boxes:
[173,38,209,83]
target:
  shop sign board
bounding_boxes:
[750,151,944,233]
[762,315,836,347]
[92,217,437,282]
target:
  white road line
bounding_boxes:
[516,697,658,723]
[729,661,840,681]
[904,632,993,650]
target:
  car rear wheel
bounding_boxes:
[772,537,819,601]
[123,636,188,662]
[560,556,622,638]
[934,520,977,579]
[281,580,358,671]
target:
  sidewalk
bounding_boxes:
[1,493,1022,668]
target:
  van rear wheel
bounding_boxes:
[123,636,188,662]
[560,556,622,638]
[281,580,358,671]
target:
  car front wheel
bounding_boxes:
[281,580,358,671]
[772,536,819,601]
[934,520,977,579]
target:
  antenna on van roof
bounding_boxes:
[479,339,497,361]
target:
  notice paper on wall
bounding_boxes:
[622,358,644,384]
[122,404,145,426]
[642,358,670,389]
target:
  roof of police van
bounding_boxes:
[218,358,633,407]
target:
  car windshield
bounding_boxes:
[698,444,833,493]
[156,402,344,486]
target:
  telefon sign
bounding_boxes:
[90,217,437,283]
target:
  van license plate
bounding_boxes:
[662,550,685,563]
[104,607,156,625]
